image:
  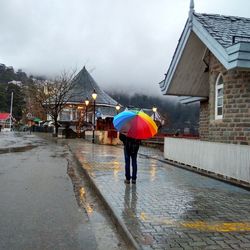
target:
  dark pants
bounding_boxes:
[124,148,138,181]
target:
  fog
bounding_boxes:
[1,0,249,95]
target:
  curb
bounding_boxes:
[69,145,141,250]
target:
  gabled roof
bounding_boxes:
[160,8,250,98]
[142,108,165,125]
[96,106,117,119]
[193,13,250,70]
[194,13,250,48]
[68,67,118,106]
[0,113,10,120]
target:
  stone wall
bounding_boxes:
[199,55,250,145]
[199,101,209,140]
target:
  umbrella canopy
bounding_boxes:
[113,110,158,139]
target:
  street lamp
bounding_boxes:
[92,89,97,143]
[152,106,157,121]
[85,97,89,122]
[115,103,121,114]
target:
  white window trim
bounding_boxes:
[215,73,223,120]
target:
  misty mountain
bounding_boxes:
[0,64,31,120]
[0,63,29,83]
[0,63,200,134]
[107,90,200,134]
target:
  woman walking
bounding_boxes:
[119,133,141,184]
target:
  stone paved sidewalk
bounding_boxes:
[69,139,250,250]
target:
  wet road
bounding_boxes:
[0,132,127,250]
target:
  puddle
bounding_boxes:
[67,162,94,215]
[0,145,37,154]
[66,156,127,249]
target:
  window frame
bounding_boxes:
[215,73,224,120]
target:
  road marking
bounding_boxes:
[181,221,250,232]
[139,213,250,232]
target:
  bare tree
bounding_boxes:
[33,70,77,136]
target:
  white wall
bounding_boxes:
[164,138,250,184]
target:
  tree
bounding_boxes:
[0,82,25,120]
[33,70,77,136]
[22,80,47,123]
[107,91,200,134]
[0,83,8,112]
[6,83,26,120]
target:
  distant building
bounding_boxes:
[141,108,165,127]
[57,66,118,124]
[50,67,121,144]
[0,113,14,131]
[8,80,22,87]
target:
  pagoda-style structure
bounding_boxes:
[58,67,120,144]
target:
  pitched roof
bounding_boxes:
[68,67,118,106]
[141,109,165,125]
[194,13,250,48]
[96,106,117,119]
[159,11,250,98]
[0,113,10,120]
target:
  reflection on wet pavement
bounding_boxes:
[70,140,250,249]
[67,163,94,216]
[0,133,127,250]
[64,148,127,250]
[0,145,37,154]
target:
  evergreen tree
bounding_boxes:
[6,83,25,120]
[0,83,8,112]
[107,91,199,133]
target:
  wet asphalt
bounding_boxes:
[2,132,250,250]
[0,132,127,250]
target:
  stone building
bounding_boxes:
[159,0,250,187]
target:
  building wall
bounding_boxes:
[199,101,209,140]
[199,55,250,145]
[164,137,250,186]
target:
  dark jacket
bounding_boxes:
[119,133,141,154]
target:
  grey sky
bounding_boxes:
[1,0,250,96]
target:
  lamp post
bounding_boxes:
[152,106,157,121]
[92,89,97,143]
[115,103,121,114]
[85,97,89,122]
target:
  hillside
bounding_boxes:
[107,91,199,134]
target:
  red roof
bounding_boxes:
[0,113,10,120]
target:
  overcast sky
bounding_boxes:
[1,0,250,96]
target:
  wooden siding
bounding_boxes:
[167,32,209,97]
[164,137,250,184]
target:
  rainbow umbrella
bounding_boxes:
[113,110,158,139]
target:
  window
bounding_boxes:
[60,109,71,121]
[215,74,223,120]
